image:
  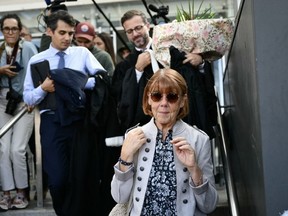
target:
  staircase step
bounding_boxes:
[209,206,230,216]
[208,185,230,216]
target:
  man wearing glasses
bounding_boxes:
[0,13,38,211]
[112,10,159,138]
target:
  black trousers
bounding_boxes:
[40,113,80,216]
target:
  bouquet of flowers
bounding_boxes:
[152,0,234,67]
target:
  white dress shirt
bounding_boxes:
[23,45,105,107]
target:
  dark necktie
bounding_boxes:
[57,52,65,69]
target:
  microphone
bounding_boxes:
[148,4,159,13]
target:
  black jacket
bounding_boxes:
[170,46,217,139]
[49,68,88,126]
[112,49,162,134]
[64,71,122,216]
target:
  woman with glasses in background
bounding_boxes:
[111,68,218,216]
[0,13,38,211]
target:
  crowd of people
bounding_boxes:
[0,7,218,216]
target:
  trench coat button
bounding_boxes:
[183,199,188,204]
[184,179,188,183]
[140,167,144,171]
[183,167,188,172]
[143,156,147,161]
[137,187,141,192]
[182,189,187,193]
[137,176,142,181]
[146,138,151,142]
[135,197,140,202]
[145,148,150,152]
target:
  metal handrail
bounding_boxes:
[215,99,240,216]
[0,106,28,138]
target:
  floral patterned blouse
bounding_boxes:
[141,129,177,215]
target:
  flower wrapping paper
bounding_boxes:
[152,19,234,67]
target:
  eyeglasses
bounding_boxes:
[2,27,19,34]
[150,92,179,103]
[125,25,144,35]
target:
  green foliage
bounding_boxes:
[175,0,215,22]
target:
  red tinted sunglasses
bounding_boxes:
[150,92,179,103]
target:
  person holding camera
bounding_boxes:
[0,14,38,211]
